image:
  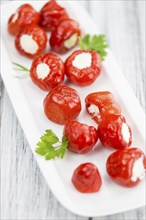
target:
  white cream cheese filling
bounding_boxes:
[88,104,100,116]
[131,156,145,182]
[121,123,130,143]
[72,52,92,69]
[20,34,39,54]
[64,33,78,49]
[12,12,19,23]
[36,63,50,80]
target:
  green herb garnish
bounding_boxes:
[35,130,68,160]
[79,34,108,61]
[12,62,29,78]
[12,62,30,72]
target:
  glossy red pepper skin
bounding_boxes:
[98,115,132,149]
[72,163,102,193]
[40,0,69,31]
[85,91,121,124]
[50,18,81,54]
[64,120,98,154]
[106,148,146,187]
[44,86,81,125]
[30,53,64,91]
[15,24,47,59]
[8,4,40,36]
[65,50,102,86]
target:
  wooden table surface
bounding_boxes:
[0,0,145,219]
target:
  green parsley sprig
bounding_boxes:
[35,130,68,160]
[79,34,108,61]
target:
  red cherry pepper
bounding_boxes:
[30,53,64,91]
[44,86,81,125]
[8,4,40,36]
[106,148,146,187]
[85,91,121,124]
[15,24,47,59]
[65,50,102,86]
[98,115,132,149]
[40,0,69,31]
[50,18,81,54]
[72,163,102,193]
[64,120,98,154]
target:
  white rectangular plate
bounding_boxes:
[1,0,145,217]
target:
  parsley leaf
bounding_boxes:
[35,130,68,160]
[79,34,108,61]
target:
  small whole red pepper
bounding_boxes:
[64,120,98,154]
[30,53,65,91]
[65,50,102,86]
[98,114,132,149]
[72,163,102,193]
[15,24,47,59]
[106,148,146,187]
[85,91,121,124]
[8,4,40,36]
[50,18,81,54]
[44,85,81,125]
[40,0,69,31]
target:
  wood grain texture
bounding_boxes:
[0,0,145,219]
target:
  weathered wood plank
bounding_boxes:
[89,0,145,109]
